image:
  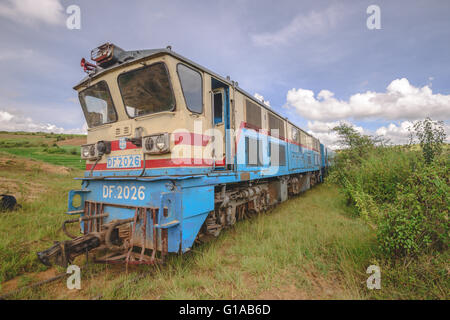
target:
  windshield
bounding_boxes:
[79,81,117,127]
[118,62,175,117]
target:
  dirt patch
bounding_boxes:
[0,155,71,175]
[0,177,45,201]
[0,133,44,140]
[57,137,86,147]
[258,284,310,299]
[0,268,59,295]
[257,265,348,300]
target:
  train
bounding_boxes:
[37,43,334,267]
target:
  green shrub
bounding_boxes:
[410,118,446,164]
[43,146,67,154]
[377,162,449,257]
[330,147,419,208]
[329,119,449,260]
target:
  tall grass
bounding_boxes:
[328,123,449,299]
[23,184,376,300]
[0,160,83,285]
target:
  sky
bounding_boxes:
[0,0,449,148]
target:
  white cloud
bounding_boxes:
[375,121,413,145]
[0,0,65,26]
[254,93,270,106]
[306,120,365,150]
[285,78,450,121]
[0,109,86,134]
[251,5,343,47]
[375,121,450,144]
[306,119,450,149]
[0,111,14,122]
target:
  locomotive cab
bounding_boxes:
[75,43,234,177]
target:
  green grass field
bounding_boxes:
[1,147,84,169]
[0,132,86,170]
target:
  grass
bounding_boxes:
[1,147,84,169]
[0,156,83,286]
[1,178,448,299]
[0,131,85,170]
[0,182,376,299]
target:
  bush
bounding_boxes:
[329,118,449,260]
[378,162,449,257]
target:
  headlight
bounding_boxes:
[143,133,170,154]
[96,141,111,155]
[156,136,165,150]
[89,145,96,157]
[145,137,154,151]
[81,141,110,160]
[81,144,96,160]
[82,146,90,158]
[97,141,106,154]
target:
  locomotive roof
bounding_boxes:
[74,46,318,141]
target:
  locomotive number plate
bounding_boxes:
[102,185,146,200]
[107,155,142,169]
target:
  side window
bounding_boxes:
[291,127,299,143]
[213,91,223,125]
[177,64,203,113]
[300,131,307,147]
[245,100,262,129]
[246,137,262,166]
[279,144,286,166]
[268,113,285,139]
[269,142,286,166]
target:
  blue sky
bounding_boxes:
[0,0,449,147]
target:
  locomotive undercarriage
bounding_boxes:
[37,171,321,267]
[196,171,321,242]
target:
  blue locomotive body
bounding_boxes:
[66,131,326,258]
[37,44,334,266]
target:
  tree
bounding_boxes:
[332,123,386,158]
[409,118,446,164]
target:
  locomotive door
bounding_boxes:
[211,87,231,170]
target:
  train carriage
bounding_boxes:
[37,43,332,266]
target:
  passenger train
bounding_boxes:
[37,43,334,266]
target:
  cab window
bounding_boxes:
[118,62,175,118]
[79,81,117,128]
[177,64,203,113]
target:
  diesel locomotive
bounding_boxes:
[37,43,334,266]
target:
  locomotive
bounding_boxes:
[37,43,334,266]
